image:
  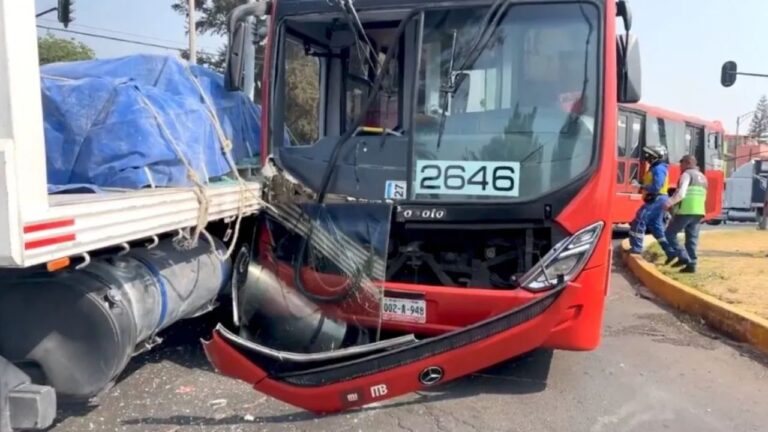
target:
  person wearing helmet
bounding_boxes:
[628,145,671,254]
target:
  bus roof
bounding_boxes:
[621,102,725,133]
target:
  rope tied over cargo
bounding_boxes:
[134,89,212,250]
[187,67,259,261]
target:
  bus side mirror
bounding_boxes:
[617,34,642,103]
[226,22,248,92]
[225,1,270,92]
[721,61,738,87]
[617,0,632,32]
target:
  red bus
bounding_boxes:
[204,0,641,413]
[613,103,725,224]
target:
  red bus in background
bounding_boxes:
[613,103,725,224]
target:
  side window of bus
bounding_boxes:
[628,116,643,158]
[617,114,627,157]
[646,116,670,154]
[284,37,322,146]
[665,120,688,162]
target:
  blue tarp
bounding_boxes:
[40,54,261,193]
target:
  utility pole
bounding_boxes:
[188,0,197,64]
[735,110,755,147]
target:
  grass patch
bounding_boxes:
[642,240,730,293]
[638,229,768,321]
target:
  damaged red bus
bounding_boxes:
[203,0,641,413]
[613,103,725,224]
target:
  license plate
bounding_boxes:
[382,297,426,324]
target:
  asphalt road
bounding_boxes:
[49,238,767,432]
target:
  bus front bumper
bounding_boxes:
[201,264,608,413]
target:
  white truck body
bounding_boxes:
[1,2,265,430]
[720,159,763,222]
[0,1,262,269]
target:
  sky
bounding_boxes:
[34,0,768,133]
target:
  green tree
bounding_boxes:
[172,1,261,81]
[37,33,95,65]
[748,94,768,138]
[283,40,320,144]
[172,0,320,143]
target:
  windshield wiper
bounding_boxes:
[434,0,510,149]
[435,29,458,150]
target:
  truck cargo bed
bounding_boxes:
[3,181,262,268]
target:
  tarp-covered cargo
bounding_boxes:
[40,54,261,193]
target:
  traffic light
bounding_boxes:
[57,0,74,28]
[721,61,738,88]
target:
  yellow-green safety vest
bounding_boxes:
[678,169,708,215]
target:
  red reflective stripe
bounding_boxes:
[24,234,76,250]
[23,219,75,234]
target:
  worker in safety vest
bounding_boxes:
[662,154,708,273]
[628,146,671,254]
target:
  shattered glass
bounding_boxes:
[234,202,392,355]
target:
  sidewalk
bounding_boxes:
[644,229,768,322]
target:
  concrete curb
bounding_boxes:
[620,238,768,356]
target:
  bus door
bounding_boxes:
[617,110,644,193]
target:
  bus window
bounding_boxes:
[628,115,642,158]
[617,114,627,157]
[665,120,688,162]
[646,116,668,150]
[283,37,322,146]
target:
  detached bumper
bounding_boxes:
[203,283,579,414]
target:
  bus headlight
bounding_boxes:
[520,222,604,292]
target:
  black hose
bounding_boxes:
[316,8,422,204]
[291,8,424,304]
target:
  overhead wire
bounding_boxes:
[36,25,220,57]
[37,18,201,47]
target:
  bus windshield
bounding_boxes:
[413,3,600,201]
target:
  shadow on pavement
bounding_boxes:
[120,349,554,427]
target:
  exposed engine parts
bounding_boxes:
[385,226,551,289]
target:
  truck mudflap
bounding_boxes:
[203,282,565,413]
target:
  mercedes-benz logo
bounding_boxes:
[419,366,444,386]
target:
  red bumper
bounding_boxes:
[202,265,607,413]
